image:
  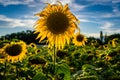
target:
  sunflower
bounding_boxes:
[73,32,87,46]
[34,2,79,50]
[103,44,109,49]
[57,50,67,58]
[28,43,37,49]
[108,39,116,47]
[111,38,119,47]
[0,55,5,63]
[0,49,6,63]
[91,40,98,46]
[29,57,46,67]
[3,41,27,63]
[35,49,41,54]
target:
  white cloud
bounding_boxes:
[99,22,120,34]
[0,15,35,28]
[0,0,72,6]
[101,13,113,18]
[58,0,72,5]
[83,32,100,38]
[79,19,90,22]
[74,14,98,23]
[100,22,113,33]
[112,0,120,3]
[100,13,120,18]
[40,0,72,5]
[100,22,113,30]
[71,3,86,11]
[86,0,111,4]
[23,15,36,19]
[0,0,34,6]
[79,18,99,24]
[0,0,85,10]
[0,0,112,7]
[113,8,119,13]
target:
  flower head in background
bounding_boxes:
[3,40,27,63]
[0,49,6,63]
[73,32,87,46]
[34,2,79,49]
[28,43,37,49]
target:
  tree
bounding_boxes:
[100,31,103,43]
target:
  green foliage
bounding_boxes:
[33,72,47,80]
[77,76,98,80]
[0,37,120,80]
[55,63,70,80]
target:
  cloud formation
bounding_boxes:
[0,0,119,38]
[84,32,100,38]
[112,0,120,3]
[100,22,120,34]
[0,0,34,6]
[0,15,35,28]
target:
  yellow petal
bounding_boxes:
[36,32,44,39]
[61,36,65,49]
[63,4,69,12]
[39,31,48,42]
[64,33,70,44]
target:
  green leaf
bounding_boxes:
[32,72,47,80]
[55,63,70,80]
[77,76,98,80]
[82,64,96,71]
[33,50,48,59]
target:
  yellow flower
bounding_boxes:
[29,57,46,67]
[111,38,119,47]
[73,32,87,46]
[34,2,79,49]
[35,49,41,54]
[103,44,109,49]
[108,39,117,47]
[3,41,27,63]
[28,43,37,49]
[0,49,6,63]
[91,40,98,46]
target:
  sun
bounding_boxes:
[3,40,27,63]
[73,32,87,46]
[34,2,79,50]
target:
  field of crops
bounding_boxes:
[0,1,120,80]
[0,38,120,80]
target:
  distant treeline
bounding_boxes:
[0,30,120,45]
[0,30,45,45]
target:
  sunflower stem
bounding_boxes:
[16,66,19,79]
[3,62,6,80]
[53,44,56,79]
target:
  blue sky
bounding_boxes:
[0,0,120,38]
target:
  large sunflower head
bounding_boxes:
[3,41,27,63]
[73,32,87,46]
[34,2,79,49]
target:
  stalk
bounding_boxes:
[3,62,6,80]
[53,44,56,80]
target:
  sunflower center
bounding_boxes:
[6,44,22,56]
[47,12,69,34]
[76,35,84,42]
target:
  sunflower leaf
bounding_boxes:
[32,72,47,80]
[55,63,70,80]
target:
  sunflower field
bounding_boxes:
[0,1,120,80]
[0,37,120,80]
